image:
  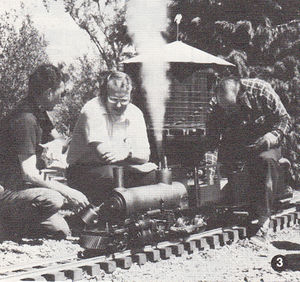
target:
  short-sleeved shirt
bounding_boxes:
[0,97,54,190]
[67,97,150,166]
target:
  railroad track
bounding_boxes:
[1,208,299,281]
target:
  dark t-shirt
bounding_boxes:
[0,97,54,190]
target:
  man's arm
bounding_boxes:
[259,84,292,147]
[87,107,149,165]
[67,107,113,165]
[18,154,89,210]
[89,136,147,165]
[122,108,150,165]
[9,113,88,209]
[82,108,131,164]
[87,141,128,164]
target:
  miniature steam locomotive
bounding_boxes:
[78,156,293,255]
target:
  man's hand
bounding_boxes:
[96,142,131,164]
[63,188,89,211]
[102,145,131,164]
[250,132,279,151]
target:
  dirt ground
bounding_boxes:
[1,226,300,281]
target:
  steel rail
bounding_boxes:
[0,208,298,281]
[0,255,78,275]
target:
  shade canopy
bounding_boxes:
[122,41,235,66]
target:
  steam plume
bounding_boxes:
[126,0,169,158]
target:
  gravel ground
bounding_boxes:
[1,226,300,281]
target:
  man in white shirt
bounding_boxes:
[66,71,156,204]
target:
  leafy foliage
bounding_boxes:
[43,0,132,70]
[167,0,300,184]
[51,55,101,134]
[0,9,49,118]
[167,0,299,107]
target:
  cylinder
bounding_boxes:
[110,182,189,217]
[113,166,124,188]
[80,205,99,225]
[156,168,172,184]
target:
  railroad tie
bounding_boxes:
[184,240,197,254]
[222,229,239,243]
[287,213,295,226]
[293,212,299,224]
[144,249,161,262]
[269,219,277,232]
[11,212,300,282]
[115,257,132,269]
[99,261,116,273]
[132,253,147,265]
[274,217,282,232]
[232,226,247,239]
[280,215,289,229]
[217,232,230,246]
[292,212,299,224]
[158,246,173,259]
[295,211,300,224]
[64,268,83,281]
[42,271,66,281]
[171,244,184,256]
[203,235,220,249]
[195,237,210,250]
[81,263,102,276]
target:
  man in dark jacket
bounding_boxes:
[205,77,292,242]
[0,64,89,240]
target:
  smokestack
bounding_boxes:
[154,129,166,164]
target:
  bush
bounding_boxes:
[0,10,48,118]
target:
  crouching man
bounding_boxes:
[0,64,89,240]
[204,77,292,243]
[66,71,156,205]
